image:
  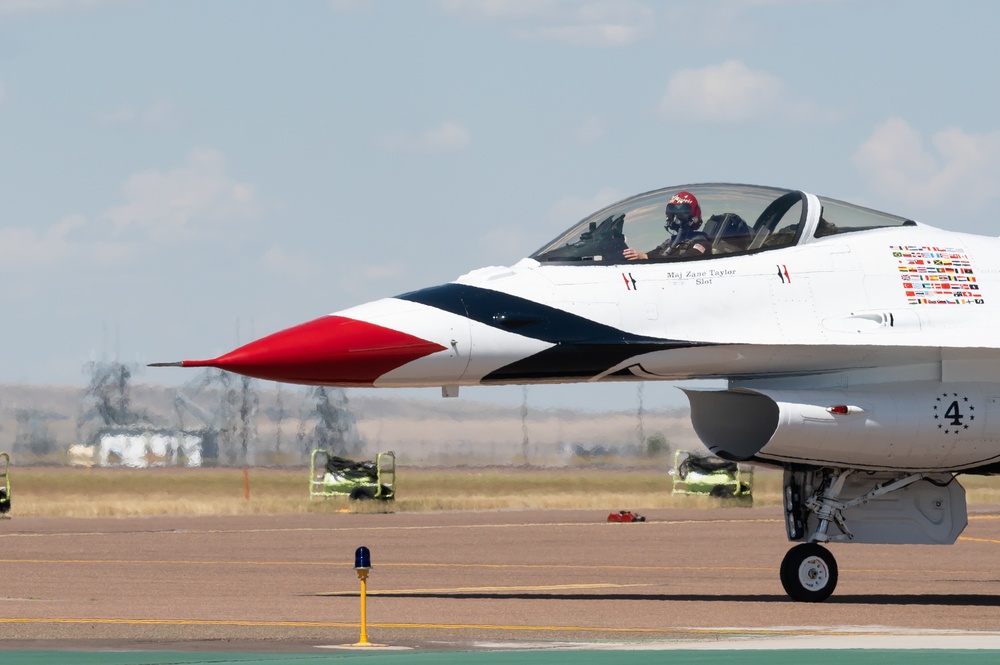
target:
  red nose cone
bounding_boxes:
[182,315,447,385]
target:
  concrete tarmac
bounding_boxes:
[2,507,1000,652]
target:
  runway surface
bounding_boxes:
[3,506,1000,656]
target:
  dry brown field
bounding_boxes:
[6,464,1000,518]
[5,464,764,517]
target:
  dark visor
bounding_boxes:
[666,202,692,215]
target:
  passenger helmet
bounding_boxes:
[665,191,702,229]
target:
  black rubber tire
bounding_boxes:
[780,543,838,602]
[349,487,374,501]
[709,484,735,499]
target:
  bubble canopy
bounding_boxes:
[530,183,913,265]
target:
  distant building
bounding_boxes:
[96,427,203,468]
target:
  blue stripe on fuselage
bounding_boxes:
[396,283,704,382]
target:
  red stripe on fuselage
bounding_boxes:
[182,315,447,386]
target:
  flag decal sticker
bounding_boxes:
[892,245,984,305]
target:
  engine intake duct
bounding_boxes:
[685,382,1000,471]
[682,389,779,461]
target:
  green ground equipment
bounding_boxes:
[671,449,753,501]
[310,450,395,501]
[0,452,10,516]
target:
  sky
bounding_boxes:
[2,0,1000,412]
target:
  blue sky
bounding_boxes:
[2,0,999,411]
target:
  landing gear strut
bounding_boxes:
[779,466,961,602]
[779,542,838,602]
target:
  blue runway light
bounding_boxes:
[355,546,371,570]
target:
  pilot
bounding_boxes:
[623,191,709,260]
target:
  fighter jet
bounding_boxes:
[153,182,1000,602]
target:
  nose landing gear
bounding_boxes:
[779,465,965,602]
[780,542,838,602]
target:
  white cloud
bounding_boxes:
[0,214,81,268]
[440,0,562,21]
[660,60,782,123]
[0,214,131,272]
[0,214,138,279]
[658,60,837,125]
[377,121,472,153]
[524,21,644,47]
[440,0,653,47]
[104,148,261,241]
[100,100,185,130]
[853,118,1000,212]
[0,149,260,276]
[662,0,843,47]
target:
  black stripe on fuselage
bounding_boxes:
[396,282,705,382]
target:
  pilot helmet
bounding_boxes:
[665,191,702,228]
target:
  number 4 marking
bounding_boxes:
[945,400,963,426]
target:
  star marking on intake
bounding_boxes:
[934,393,972,436]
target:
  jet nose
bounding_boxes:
[179,315,447,385]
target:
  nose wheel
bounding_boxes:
[780,543,838,602]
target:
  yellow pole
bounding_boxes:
[357,569,370,646]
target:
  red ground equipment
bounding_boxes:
[607,510,645,523]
